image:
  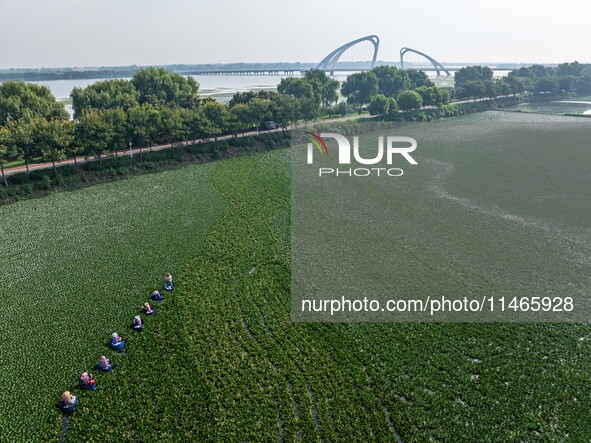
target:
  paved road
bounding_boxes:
[2,96,509,177]
[2,113,375,177]
[3,129,258,177]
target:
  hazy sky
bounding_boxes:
[0,0,589,69]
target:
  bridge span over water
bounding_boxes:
[184,36,531,76]
[183,66,522,76]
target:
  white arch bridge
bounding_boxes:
[315,35,451,76]
[191,36,526,75]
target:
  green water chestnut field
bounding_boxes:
[0,165,227,440]
[1,112,591,441]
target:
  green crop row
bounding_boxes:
[4,112,591,441]
[64,146,591,441]
[0,163,227,442]
[0,131,291,207]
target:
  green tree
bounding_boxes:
[555,61,587,77]
[502,76,526,94]
[64,137,83,165]
[406,69,434,89]
[371,66,410,97]
[246,98,272,133]
[126,104,162,157]
[76,109,115,160]
[298,98,319,127]
[415,86,438,106]
[554,61,587,77]
[397,90,423,111]
[0,80,68,125]
[229,103,255,135]
[131,67,200,108]
[558,76,576,92]
[102,109,128,155]
[186,109,215,141]
[160,107,190,144]
[31,119,75,175]
[367,94,390,117]
[201,99,230,140]
[576,76,591,95]
[341,72,379,112]
[508,64,552,86]
[9,119,38,174]
[228,91,258,108]
[386,98,399,117]
[303,69,340,106]
[229,90,277,108]
[496,81,510,97]
[0,126,16,186]
[454,66,494,87]
[71,79,139,119]
[485,81,499,99]
[277,77,314,100]
[508,66,535,80]
[534,77,558,95]
[437,88,451,105]
[456,81,487,99]
[252,90,275,101]
[529,64,552,79]
[330,101,349,117]
[270,94,299,130]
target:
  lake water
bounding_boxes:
[32,73,351,118]
[31,75,289,101]
[504,100,591,115]
[30,70,504,118]
[31,70,470,102]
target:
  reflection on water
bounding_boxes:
[510,100,591,115]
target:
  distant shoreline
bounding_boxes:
[0,61,550,82]
[0,63,318,82]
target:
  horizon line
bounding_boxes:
[2,60,588,72]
